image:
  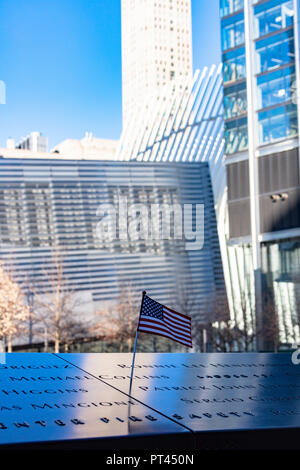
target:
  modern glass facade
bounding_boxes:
[256,65,295,108]
[224,116,248,153]
[117,65,225,216]
[258,102,297,143]
[221,11,245,50]
[220,0,244,18]
[254,0,294,37]
[223,46,246,84]
[261,237,300,345]
[220,0,300,349]
[0,156,226,333]
[224,81,248,119]
[221,0,298,156]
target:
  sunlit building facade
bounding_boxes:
[0,151,226,345]
[220,0,300,348]
[121,0,193,129]
[117,65,225,213]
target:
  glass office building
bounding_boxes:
[220,0,300,348]
[0,155,226,346]
[222,0,297,154]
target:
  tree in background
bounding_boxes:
[0,262,29,351]
[33,249,89,353]
[172,283,199,317]
[208,290,239,352]
[170,283,202,352]
[93,283,139,352]
[237,290,257,352]
[94,285,176,352]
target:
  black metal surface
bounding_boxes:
[58,352,300,433]
[0,353,187,446]
[0,352,299,449]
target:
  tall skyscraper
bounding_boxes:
[220,0,300,349]
[121,0,193,129]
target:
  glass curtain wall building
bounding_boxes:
[220,0,300,349]
[0,154,226,346]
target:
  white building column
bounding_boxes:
[244,0,263,349]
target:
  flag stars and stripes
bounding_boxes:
[137,295,192,348]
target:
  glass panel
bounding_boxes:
[257,67,296,108]
[254,0,294,38]
[220,0,243,17]
[258,103,298,144]
[224,82,247,118]
[223,48,246,83]
[288,105,298,135]
[255,31,295,73]
[222,19,245,50]
[225,117,248,154]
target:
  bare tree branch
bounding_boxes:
[31,247,90,352]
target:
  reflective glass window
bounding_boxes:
[221,12,244,50]
[224,81,247,119]
[223,47,246,83]
[254,0,294,38]
[224,117,248,154]
[220,0,243,17]
[257,66,295,109]
[255,29,295,73]
[258,103,298,144]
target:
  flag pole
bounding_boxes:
[129,290,146,396]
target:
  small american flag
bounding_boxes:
[137,294,192,348]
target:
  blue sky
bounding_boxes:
[0,0,221,148]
